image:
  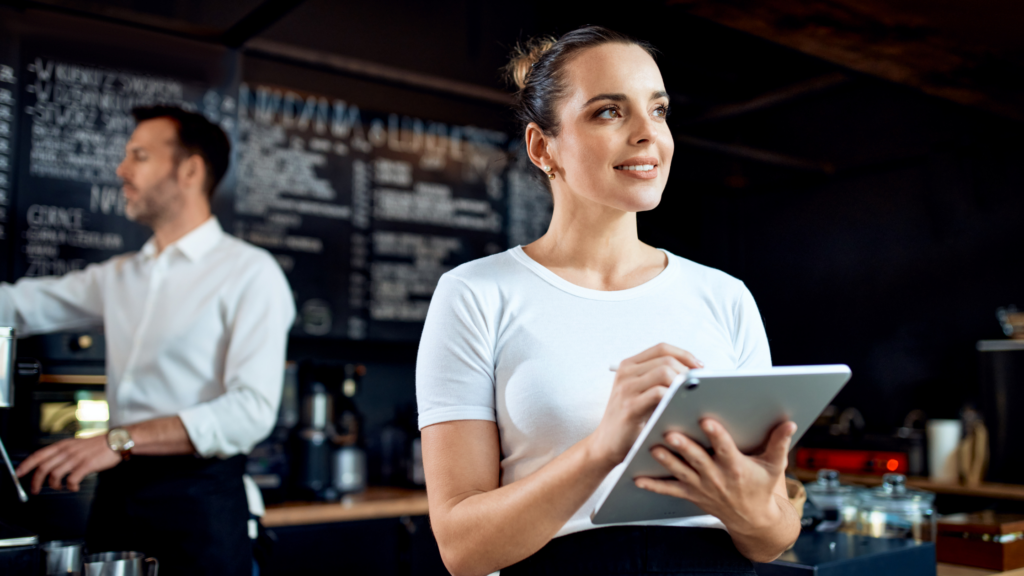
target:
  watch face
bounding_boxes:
[108,428,131,451]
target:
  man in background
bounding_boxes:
[2,105,295,576]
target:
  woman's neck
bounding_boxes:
[522,195,666,291]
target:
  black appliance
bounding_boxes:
[978,339,1024,484]
[754,532,935,576]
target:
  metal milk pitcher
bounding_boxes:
[84,552,158,576]
[1,327,13,408]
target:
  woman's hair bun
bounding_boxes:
[505,36,557,91]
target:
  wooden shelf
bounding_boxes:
[39,374,107,385]
[791,468,1024,501]
[263,487,429,527]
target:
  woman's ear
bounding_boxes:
[525,122,555,171]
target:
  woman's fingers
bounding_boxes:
[757,421,798,469]
[628,355,689,381]
[663,431,715,475]
[622,343,704,373]
[630,384,669,419]
[624,363,685,398]
[651,445,699,485]
[701,419,740,464]
[635,477,693,501]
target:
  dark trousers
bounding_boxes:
[501,526,758,576]
[85,455,251,576]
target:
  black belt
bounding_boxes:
[501,526,757,576]
[86,454,251,576]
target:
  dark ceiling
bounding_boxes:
[3,0,1024,119]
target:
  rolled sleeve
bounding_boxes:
[179,254,296,458]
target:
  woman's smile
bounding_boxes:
[613,156,659,179]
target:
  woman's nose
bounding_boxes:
[631,114,659,146]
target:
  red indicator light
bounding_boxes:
[886,459,899,472]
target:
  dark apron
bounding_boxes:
[501,526,757,576]
[85,454,251,576]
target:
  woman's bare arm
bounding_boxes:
[423,421,615,576]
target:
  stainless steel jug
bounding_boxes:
[84,552,158,576]
[42,539,84,575]
[0,327,13,408]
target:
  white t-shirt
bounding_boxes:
[416,246,772,538]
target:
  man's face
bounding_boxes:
[115,118,185,227]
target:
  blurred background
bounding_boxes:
[1,1,1023,574]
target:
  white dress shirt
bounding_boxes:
[0,217,296,458]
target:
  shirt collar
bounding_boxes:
[140,217,224,262]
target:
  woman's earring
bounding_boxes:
[543,166,555,180]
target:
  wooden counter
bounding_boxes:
[262,487,429,527]
[790,468,1024,501]
[938,563,1024,576]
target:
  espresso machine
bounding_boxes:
[1,327,28,503]
[1,327,41,575]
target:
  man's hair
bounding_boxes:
[131,105,231,198]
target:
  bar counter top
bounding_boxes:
[790,468,1024,500]
[262,487,429,527]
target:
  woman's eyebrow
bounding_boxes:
[580,93,626,109]
[580,91,670,109]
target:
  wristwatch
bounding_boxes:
[107,428,135,461]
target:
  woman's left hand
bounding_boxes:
[635,418,796,535]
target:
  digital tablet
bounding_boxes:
[590,364,851,525]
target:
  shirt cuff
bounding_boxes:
[418,406,495,430]
[178,403,223,458]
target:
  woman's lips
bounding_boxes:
[614,165,659,180]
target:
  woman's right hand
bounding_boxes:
[588,343,704,467]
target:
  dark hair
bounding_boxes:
[504,26,657,139]
[131,105,231,198]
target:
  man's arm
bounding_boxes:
[177,255,296,458]
[0,262,108,335]
[16,255,295,492]
[15,415,194,494]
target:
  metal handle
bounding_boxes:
[146,556,158,576]
[0,435,28,502]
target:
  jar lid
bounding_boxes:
[859,474,935,508]
[805,469,856,496]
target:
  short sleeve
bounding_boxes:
[416,274,497,430]
[733,283,772,369]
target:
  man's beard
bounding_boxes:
[124,175,183,227]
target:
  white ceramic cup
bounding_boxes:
[926,419,962,482]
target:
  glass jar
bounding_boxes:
[804,469,860,533]
[857,473,936,542]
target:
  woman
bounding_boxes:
[416,26,801,576]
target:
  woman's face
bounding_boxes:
[546,42,674,213]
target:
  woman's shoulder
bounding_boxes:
[662,250,750,296]
[437,248,529,295]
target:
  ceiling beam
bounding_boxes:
[682,72,849,126]
[668,0,1024,121]
[245,38,513,105]
[675,134,835,173]
[221,0,308,48]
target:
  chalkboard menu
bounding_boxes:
[12,41,239,279]
[1,11,553,342]
[235,82,510,340]
[0,29,17,281]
